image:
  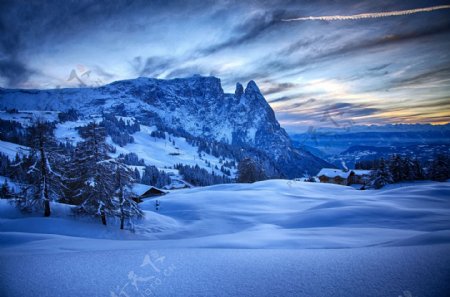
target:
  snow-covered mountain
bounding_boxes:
[0,76,329,177]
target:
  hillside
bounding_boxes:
[0,76,330,178]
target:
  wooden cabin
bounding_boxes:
[349,170,372,185]
[141,187,167,198]
[317,169,373,186]
[317,169,353,185]
[131,184,167,203]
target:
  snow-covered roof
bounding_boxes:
[131,183,153,196]
[132,183,167,197]
[352,170,372,176]
[317,168,373,178]
[317,168,352,179]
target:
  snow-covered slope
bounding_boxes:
[1,245,449,297]
[0,140,28,159]
[0,76,330,177]
[1,180,449,249]
[109,124,237,177]
[1,180,449,296]
[1,110,236,179]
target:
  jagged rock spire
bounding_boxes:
[244,80,261,95]
[235,82,244,99]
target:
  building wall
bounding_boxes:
[350,175,370,185]
[319,176,348,185]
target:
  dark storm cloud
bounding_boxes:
[0,0,132,86]
[0,1,34,86]
[0,0,213,85]
[0,59,35,87]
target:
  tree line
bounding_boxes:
[1,121,143,230]
[363,154,449,189]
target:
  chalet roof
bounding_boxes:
[317,168,352,179]
[352,170,372,176]
[317,168,373,179]
[132,183,153,196]
[132,184,167,196]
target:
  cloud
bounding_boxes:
[198,9,291,56]
[394,66,450,87]
[375,96,450,115]
[317,102,380,118]
[91,65,115,80]
[256,21,450,81]
[368,63,390,71]
[269,95,316,104]
[275,100,381,127]
[0,0,216,87]
[0,3,35,87]
[273,98,318,111]
[131,56,176,78]
[283,5,450,21]
[269,96,292,104]
[166,65,213,79]
[0,59,35,87]
[261,82,297,95]
[276,36,324,56]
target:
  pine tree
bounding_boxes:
[18,121,67,216]
[113,163,143,230]
[237,158,266,183]
[370,158,393,189]
[141,165,171,187]
[429,155,450,182]
[412,158,425,180]
[134,167,141,181]
[400,157,415,181]
[389,155,403,183]
[1,179,11,198]
[74,122,115,225]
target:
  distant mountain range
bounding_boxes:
[291,125,450,169]
[0,76,330,178]
[292,127,449,153]
[293,123,450,134]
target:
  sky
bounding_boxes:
[1,0,450,132]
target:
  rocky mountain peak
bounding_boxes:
[244,80,261,95]
[0,75,331,177]
[235,82,244,99]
